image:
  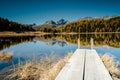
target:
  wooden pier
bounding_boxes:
[55,39,113,80]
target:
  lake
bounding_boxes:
[0,33,120,70]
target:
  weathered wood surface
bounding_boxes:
[55,49,113,80]
[85,49,113,80]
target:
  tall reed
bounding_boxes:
[101,54,120,80]
[5,52,73,80]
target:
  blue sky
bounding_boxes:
[0,0,120,25]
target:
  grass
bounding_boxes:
[101,54,120,80]
[5,52,73,80]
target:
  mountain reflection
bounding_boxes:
[47,39,68,47]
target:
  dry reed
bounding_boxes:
[5,52,73,80]
[101,54,120,80]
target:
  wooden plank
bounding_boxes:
[94,50,113,80]
[55,49,85,80]
[84,49,99,80]
[55,49,113,80]
[85,49,113,80]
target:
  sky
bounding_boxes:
[0,0,120,25]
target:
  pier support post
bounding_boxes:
[91,38,94,49]
[78,39,80,49]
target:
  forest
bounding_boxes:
[0,17,35,32]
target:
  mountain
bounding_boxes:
[56,19,69,26]
[45,20,56,25]
[34,19,69,31]
[35,16,120,33]
[40,19,68,28]
[43,20,57,28]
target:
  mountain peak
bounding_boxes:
[45,20,56,25]
[57,19,67,25]
[39,19,69,28]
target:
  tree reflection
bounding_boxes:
[37,33,120,48]
[0,36,35,50]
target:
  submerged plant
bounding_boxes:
[0,52,13,62]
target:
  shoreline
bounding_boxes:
[0,31,51,37]
[0,31,120,36]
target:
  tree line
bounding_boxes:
[0,17,35,32]
[39,16,120,33]
[58,16,120,33]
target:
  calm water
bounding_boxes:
[0,34,120,70]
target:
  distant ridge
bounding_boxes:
[34,19,69,29]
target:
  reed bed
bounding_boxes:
[101,54,120,80]
[5,52,73,80]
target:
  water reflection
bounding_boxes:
[36,34,120,48]
[0,33,120,70]
[0,57,25,70]
[0,36,35,50]
[0,34,120,51]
